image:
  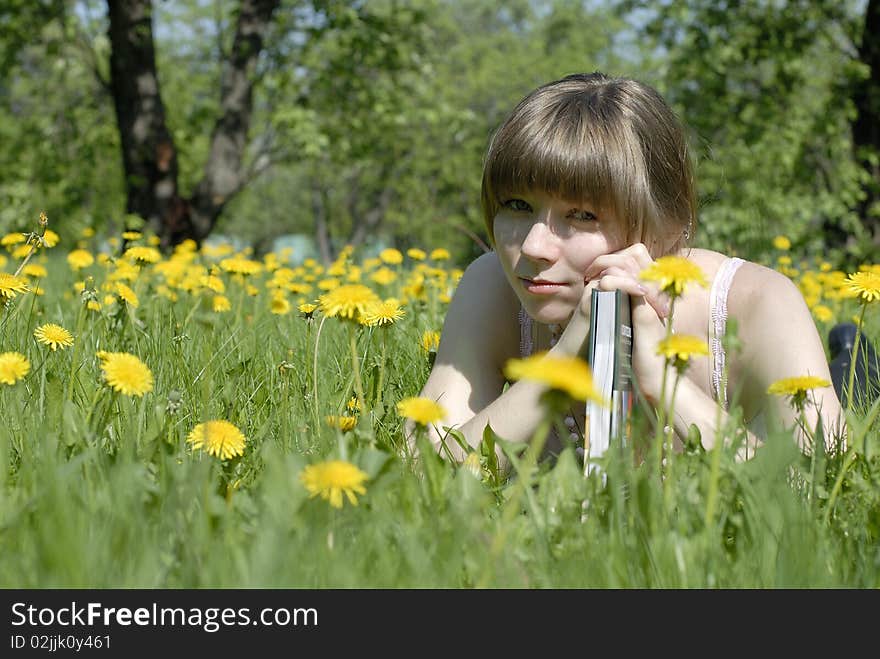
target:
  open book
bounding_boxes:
[583,289,633,476]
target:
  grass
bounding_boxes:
[0,230,878,588]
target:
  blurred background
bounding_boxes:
[0,0,876,266]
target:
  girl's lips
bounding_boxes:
[520,278,568,295]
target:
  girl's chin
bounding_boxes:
[521,300,575,327]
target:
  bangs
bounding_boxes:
[482,93,657,246]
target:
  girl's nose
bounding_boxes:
[520,217,558,263]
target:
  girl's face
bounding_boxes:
[493,189,626,327]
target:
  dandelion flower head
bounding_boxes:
[640,256,708,297]
[187,420,247,460]
[300,459,368,508]
[504,352,605,403]
[845,271,880,303]
[0,352,30,385]
[318,284,379,321]
[396,396,447,426]
[34,323,74,351]
[0,273,29,300]
[98,351,154,397]
[360,299,405,326]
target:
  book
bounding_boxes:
[583,288,633,477]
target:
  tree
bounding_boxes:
[107,0,280,247]
[852,0,879,247]
[625,0,875,262]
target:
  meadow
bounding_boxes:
[0,218,878,588]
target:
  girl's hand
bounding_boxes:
[579,243,672,403]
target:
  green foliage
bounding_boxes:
[629,0,871,264]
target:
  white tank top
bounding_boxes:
[519,256,745,409]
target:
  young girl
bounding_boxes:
[408,72,843,468]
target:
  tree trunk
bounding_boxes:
[107,0,279,248]
[107,0,180,240]
[853,0,880,245]
[187,0,280,245]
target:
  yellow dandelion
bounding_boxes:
[379,248,404,265]
[298,302,317,315]
[407,248,427,261]
[34,323,74,351]
[124,245,162,264]
[360,299,405,326]
[767,375,831,410]
[41,229,59,248]
[219,256,263,276]
[430,248,451,261]
[325,415,357,432]
[11,244,30,259]
[317,277,341,291]
[121,230,142,241]
[67,249,95,270]
[212,295,232,312]
[81,226,96,238]
[640,256,708,298]
[98,352,154,397]
[87,300,102,312]
[504,352,606,403]
[396,396,447,426]
[186,420,247,460]
[318,284,380,321]
[0,273,29,300]
[0,352,30,385]
[844,271,880,303]
[370,267,397,286]
[420,330,440,353]
[300,459,369,508]
[656,334,709,363]
[201,274,225,293]
[812,304,834,323]
[115,282,139,307]
[22,264,47,278]
[270,295,291,315]
[772,235,791,251]
[346,396,361,413]
[1,232,26,246]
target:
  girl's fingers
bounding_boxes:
[595,273,669,319]
[584,245,654,283]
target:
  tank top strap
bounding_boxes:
[709,256,745,408]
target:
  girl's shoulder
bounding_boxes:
[444,251,521,364]
[686,248,808,333]
[683,248,791,298]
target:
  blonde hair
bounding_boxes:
[481,72,696,256]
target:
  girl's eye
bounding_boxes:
[568,209,597,223]
[502,198,532,212]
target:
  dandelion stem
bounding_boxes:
[845,301,867,417]
[65,297,88,403]
[663,369,682,509]
[653,300,676,480]
[348,323,366,413]
[375,329,388,409]
[312,315,327,425]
